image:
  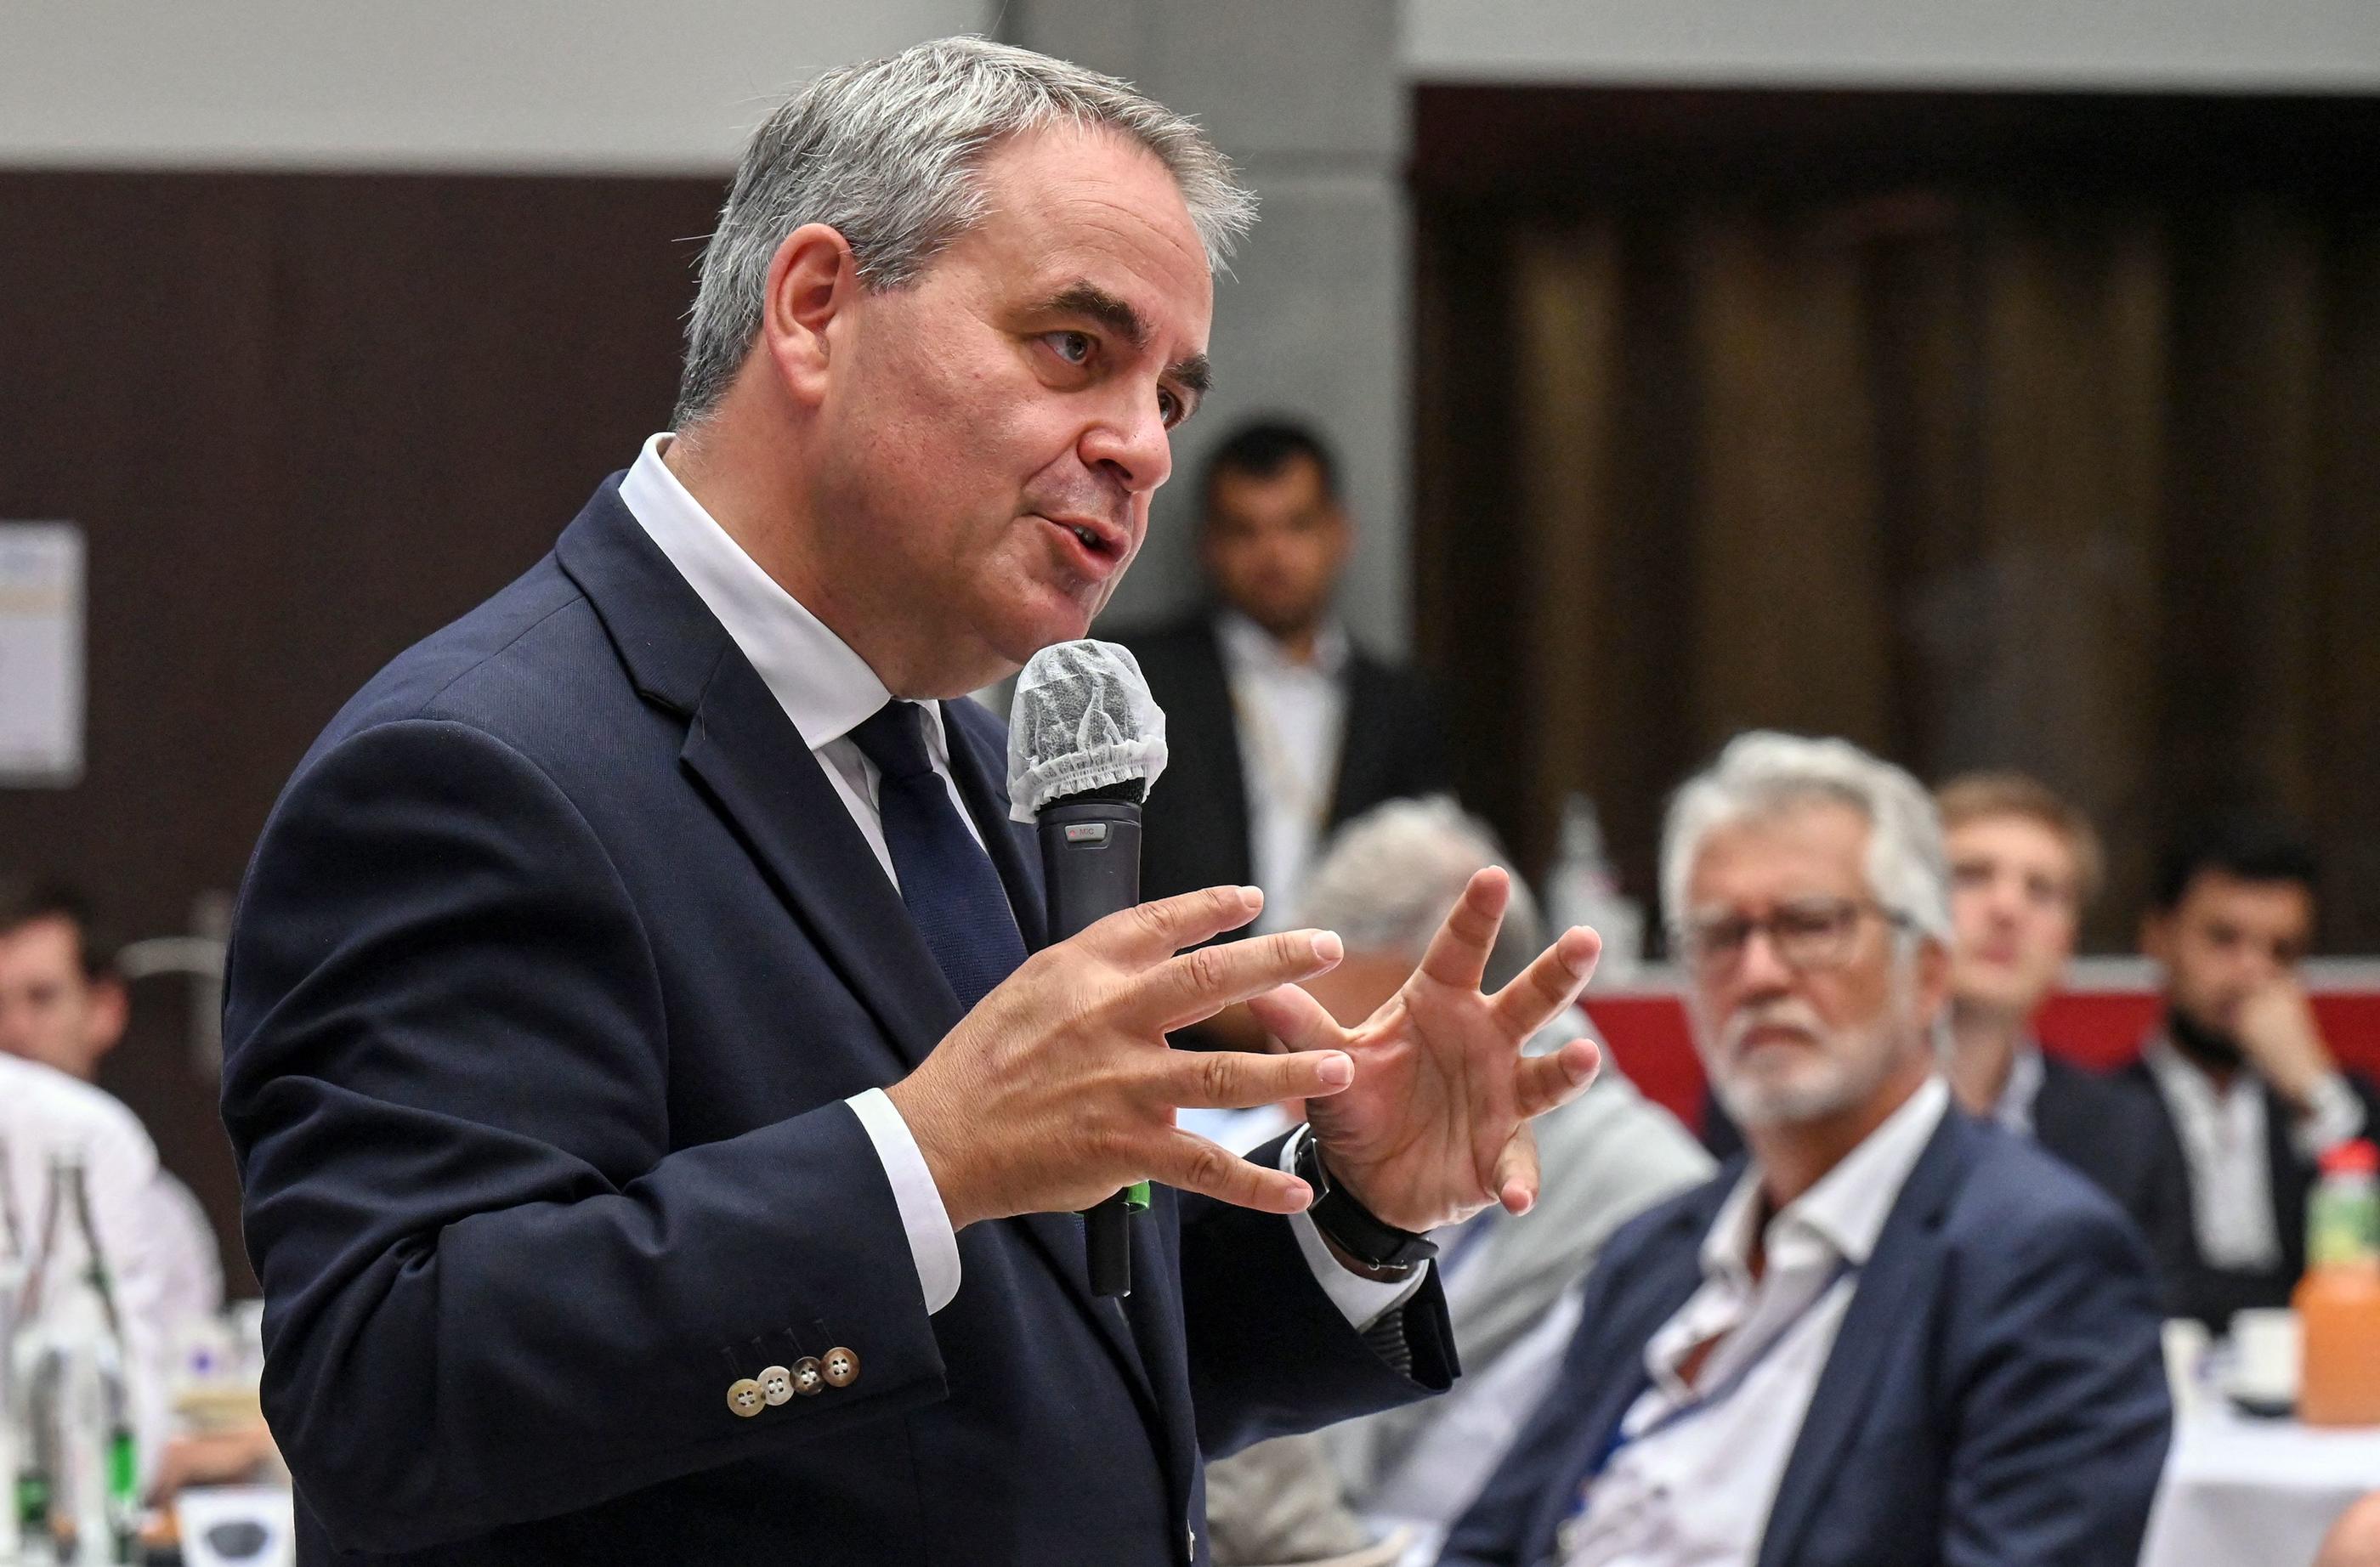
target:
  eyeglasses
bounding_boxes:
[1671,897,1912,976]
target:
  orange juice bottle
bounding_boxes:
[2297,1138,2380,1427]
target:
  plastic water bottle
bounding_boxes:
[1543,795,1644,986]
[13,1153,137,1564]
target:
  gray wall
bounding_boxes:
[0,0,992,171]
[1405,0,2380,89]
[1006,2,1414,653]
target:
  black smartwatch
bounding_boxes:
[1294,1129,1439,1271]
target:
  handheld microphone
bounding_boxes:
[1008,640,1170,1298]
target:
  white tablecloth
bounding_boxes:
[2139,1406,2380,1567]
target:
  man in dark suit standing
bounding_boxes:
[2113,816,2380,1327]
[218,40,1606,1567]
[1117,421,1450,941]
[1445,733,2168,1567]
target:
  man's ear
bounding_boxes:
[759,223,863,409]
[1323,502,1355,573]
[2140,909,2172,965]
[87,976,129,1058]
[1915,935,1953,1025]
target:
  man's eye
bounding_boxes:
[1048,331,1092,365]
[1159,388,1182,427]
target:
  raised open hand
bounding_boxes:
[1244,867,1602,1234]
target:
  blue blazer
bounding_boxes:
[1440,1110,2170,1567]
[221,478,1454,1566]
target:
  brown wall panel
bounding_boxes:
[0,169,725,1293]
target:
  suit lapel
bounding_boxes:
[938,700,1048,953]
[2261,1080,2311,1273]
[1182,620,1255,889]
[1327,653,1385,829]
[1757,1112,1972,1567]
[558,479,957,1075]
[1576,1219,1707,1458]
[562,485,1170,1446]
[681,653,962,1074]
[1516,1199,1716,1559]
[938,700,1163,1419]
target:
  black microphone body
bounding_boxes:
[1037,780,1148,1298]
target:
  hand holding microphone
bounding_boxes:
[884,642,1348,1278]
[885,640,1608,1293]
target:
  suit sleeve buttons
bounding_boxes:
[791,1357,825,1397]
[758,1366,795,1406]
[727,1378,766,1418]
[822,1347,859,1389]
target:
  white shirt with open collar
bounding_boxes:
[1559,1075,1952,1567]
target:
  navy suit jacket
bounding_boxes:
[221,478,1454,1565]
[1441,1110,2170,1567]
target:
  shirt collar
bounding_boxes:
[1995,1041,2048,1134]
[618,433,909,753]
[1703,1074,1952,1280]
[1213,607,1350,680]
[2144,1034,2251,1108]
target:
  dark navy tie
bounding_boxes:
[848,700,1029,1011]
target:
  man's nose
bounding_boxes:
[1080,395,1173,496]
[1735,928,1798,997]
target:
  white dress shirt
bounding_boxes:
[1558,1077,1952,1567]
[2142,1037,2369,1273]
[1215,610,1348,935]
[1990,1041,2048,1136]
[619,436,1416,1328]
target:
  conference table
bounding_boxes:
[2139,1405,2380,1567]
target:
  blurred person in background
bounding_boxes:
[1119,420,1450,948]
[2114,817,2380,1328]
[1443,733,2170,1567]
[0,880,225,1328]
[1201,800,1710,1565]
[1930,773,2192,1297]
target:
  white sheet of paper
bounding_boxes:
[0,523,85,785]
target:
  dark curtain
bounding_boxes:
[1413,89,2380,950]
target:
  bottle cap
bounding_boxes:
[2320,1139,2378,1178]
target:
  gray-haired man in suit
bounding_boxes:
[1204,800,1710,1564]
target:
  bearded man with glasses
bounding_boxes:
[1441,732,2170,1567]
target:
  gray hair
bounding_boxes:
[674,36,1257,427]
[1660,731,1951,944]
[1297,796,1544,993]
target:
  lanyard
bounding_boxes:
[1574,1256,1858,1502]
